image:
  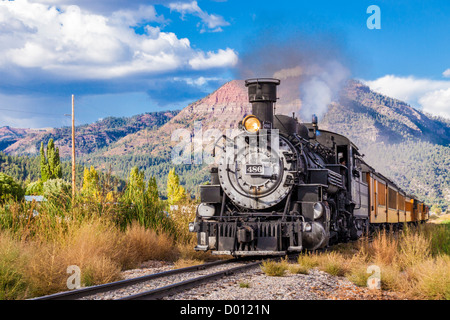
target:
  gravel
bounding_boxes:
[80,259,402,300]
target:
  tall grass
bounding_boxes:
[294,223,450,300]
[0,185,198,299]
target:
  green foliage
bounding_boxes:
[0,173,24,203]
[167,168,186,206]
[431,205,442,215]
[124,167,146,201]
[322,95,450,210]
[39,142,49,182]
[40,139,62,182]
[25,180,43,196]
[118,167,174,233]
[82,166,100,199]
[42,178,71,200]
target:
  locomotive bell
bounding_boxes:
[245,78,280,126]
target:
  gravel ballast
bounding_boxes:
[81,260,402,300]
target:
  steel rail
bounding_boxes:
[118,260,262,300]
[31,259,236,300]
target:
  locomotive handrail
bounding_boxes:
[211,134,235,158]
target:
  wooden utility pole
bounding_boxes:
[72,94,76,201]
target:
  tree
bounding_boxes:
[40,139,62,182]
[0,173,25,202]
[125,166,146,202]
[81,166,100,200]
[40,142,49,182]
[430,205,442,215]
[166,168,186,206]
[147,176,159,204]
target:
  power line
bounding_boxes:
[0,107,66,116]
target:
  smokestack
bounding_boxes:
[245,78,280,126]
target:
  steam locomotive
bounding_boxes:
[189,78,428,256]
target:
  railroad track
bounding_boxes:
[31,257,264,300]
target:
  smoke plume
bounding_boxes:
[235,32,351,121]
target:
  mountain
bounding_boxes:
[1,111,179,157]
[0,126,39,151]
[96,80,250,158]
[1,80,449,208]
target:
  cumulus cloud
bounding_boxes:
[168,1,230,32]
[363,75,450,119]
[443,69,450,78]
[189,48,238,70]
[0,0,237,81]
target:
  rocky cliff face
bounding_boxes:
[101,80,251,157]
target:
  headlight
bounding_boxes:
[304,222,312,232]
[242,115,261,133]
[197,203,215,219]
[313,202,324,219]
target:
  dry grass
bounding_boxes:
[261,257,312,277]
[173,258,205,269]
[293,224,450,300]
[260,259,288,277]
[0,216,182,299]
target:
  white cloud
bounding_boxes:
[419,88,450,119]
[443,69,450,78]
[0,0,237,80]
[189,48,238,70]
[168,1,230,32]
[363,75,450,119]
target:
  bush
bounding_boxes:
[42,179,71,200]
[0,173,24,203]
[25,180,43,196]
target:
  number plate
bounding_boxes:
[245,164,264,175]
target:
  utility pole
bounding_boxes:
[72,94,76,201]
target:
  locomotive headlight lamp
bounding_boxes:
[313,202,324,219]
[197,203,215,219]
[304,222,312,232]
[242,115,261,133]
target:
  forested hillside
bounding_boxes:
[320,80,450,209]
[1,111,179,157]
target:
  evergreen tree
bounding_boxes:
[40,139,62,181]
[147,176,159,204]
[40,142,49,182]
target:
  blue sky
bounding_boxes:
[0,0,449,128]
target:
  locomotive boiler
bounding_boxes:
[189,78,428,256]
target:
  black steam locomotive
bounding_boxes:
[189,78,428,256]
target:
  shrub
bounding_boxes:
[25,180,44,196]
[0,173,24,203]
[42,178,71,200]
